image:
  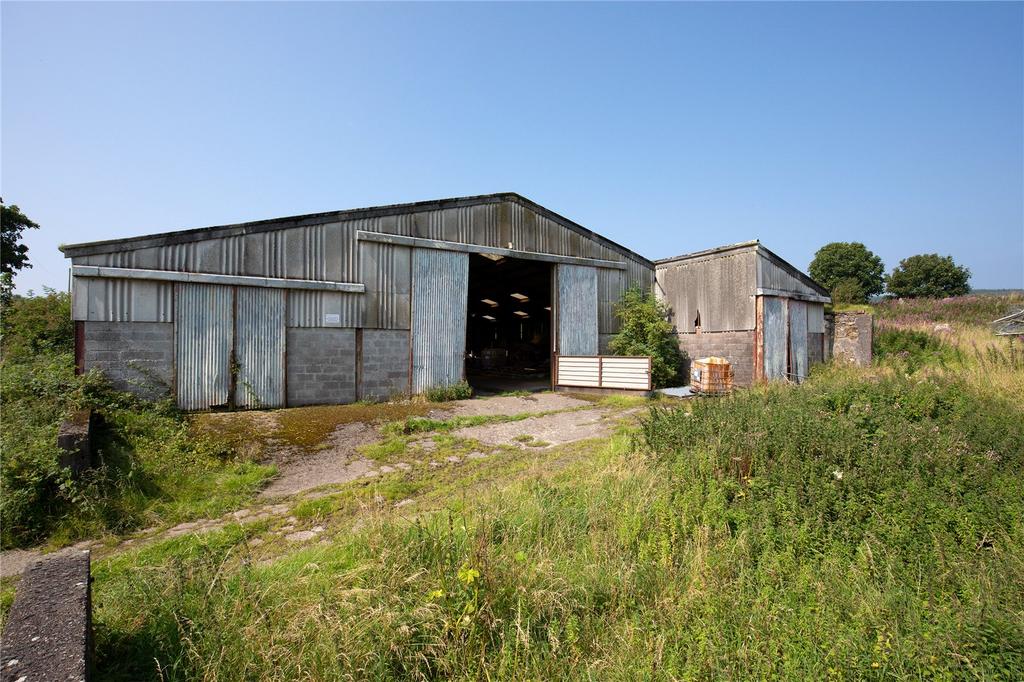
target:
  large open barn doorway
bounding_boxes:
[465,254,553,394]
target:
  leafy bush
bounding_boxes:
[1,289,74,359]
[609,285,683,388]
[873,327,959,372]
[425,381,472,402]
[887,253,971,299]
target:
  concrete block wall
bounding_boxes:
[675,330,755,387]
[83,322,173,399]
[361,330,410,400]
[285,328,356,406]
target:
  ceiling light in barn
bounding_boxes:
[513,310,529,317]
[480,298,498,307]
[480,253,504,262]
[482,314,496,321]
[543,306,551,311]
[510,292,529,302]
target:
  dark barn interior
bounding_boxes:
[465,254,552,393]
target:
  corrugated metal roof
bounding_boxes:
[59,193,654,269]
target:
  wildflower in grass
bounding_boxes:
[428,588,445,600]
[833,469,844,480]
[458,565,480,585]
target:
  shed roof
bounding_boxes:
[59,192,653,267]
[656,240,830,298]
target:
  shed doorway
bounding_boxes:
[465,254,552,394]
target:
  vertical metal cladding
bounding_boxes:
[557,264,599,356]
[176,283,233,410]
[756,252,824,299]
[761,296,787,381]
[235,288,286,408]
[360,242,411,329]
[598,268,627,335]
[788,299,808,382]
[69,197,653,333]
[411,248,468,393]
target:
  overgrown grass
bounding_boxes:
[425,381,473,402]
[84,364,1024,679]
[874,292,1023,329]
[0,292,276,548]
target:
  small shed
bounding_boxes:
[655,241,831,386]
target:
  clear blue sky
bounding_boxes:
[3,2,1022,293]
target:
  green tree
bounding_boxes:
[1,201,40,306]
[886,254,971,299]
[609,286,683,388]
[808,242,885,303]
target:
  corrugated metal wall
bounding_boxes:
[557,264,599,356]
[176,284,233,410]
[360,241,411,329]
[70,200,652,328]
[762,296,787,381]
[807,303,825,334]
[756,252,824,299]
[235,288,286,408]
[655,250,756,332]
[411,248,468,393]
[788,299,808,382]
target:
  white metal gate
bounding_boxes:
[411,248,469,393]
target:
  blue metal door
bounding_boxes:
[411,248,469,393]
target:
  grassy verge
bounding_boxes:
[80,360,1023,679]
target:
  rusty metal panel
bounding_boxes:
[411,248,468,393]
[655,250,755,333]
[235,288,285,408]
[176,283,233,410]
[557,264,599,355]
[789,299,808,382]
[762,296,787,381]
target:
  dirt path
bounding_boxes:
[258,422,381,498]
[452,408,618,447]
[0,395,627,579]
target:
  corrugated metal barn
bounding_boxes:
[60,193,654,409]
[655,241,831,386]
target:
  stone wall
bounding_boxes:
[361,330,410,400]
[832,311,873,366]
[1,551,92,682]
[285,328,357,406]
[675,330,756,387]
[83,321,173,399]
